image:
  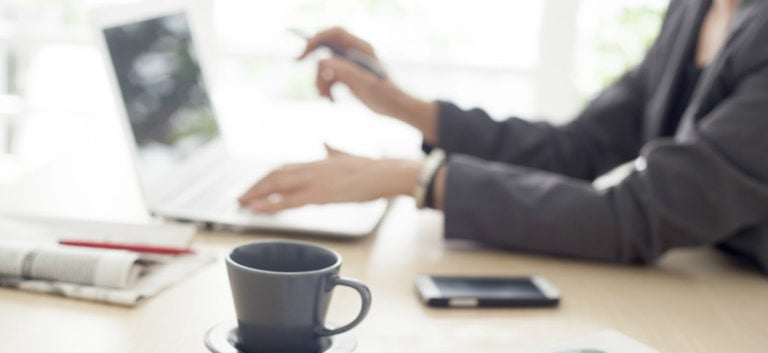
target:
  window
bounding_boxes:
[0,0,667,165]
[213,1,545,119]
[576,0,667,99]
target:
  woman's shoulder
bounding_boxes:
[727,1,768,75]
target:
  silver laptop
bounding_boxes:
[91,2,387,237]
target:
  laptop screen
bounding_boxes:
[103,12,219,184]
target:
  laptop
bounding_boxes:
[90,2,388,238]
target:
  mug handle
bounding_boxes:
[316,276,372,336]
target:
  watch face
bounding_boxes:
[415,149,446,209]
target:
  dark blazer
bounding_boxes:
[432,0,768,274]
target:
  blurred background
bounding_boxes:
[0,0,667,218]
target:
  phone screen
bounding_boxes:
[416,275,559,307]
[432,277,546,299]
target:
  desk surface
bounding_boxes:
[1,199,768,353]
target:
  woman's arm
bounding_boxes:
[427,1,689,181]
[431,64,768,269]
[430,67,647,181]
[297,27,442,144]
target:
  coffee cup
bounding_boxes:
[226,240,371,353]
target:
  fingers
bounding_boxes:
[298,27,375,61]
[244,190,321,214]
[237,153,380,213]
[237,166,310,205]
[316,57,378,101]
[324,143,349,158]
[316,64,336,101]
[298,27,345,60]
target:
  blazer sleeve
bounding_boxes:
[442,64,768,264]
[428,1,681,181]
[434,74,645,181]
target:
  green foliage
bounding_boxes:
[7,0,84,25]
[593,5,664,88]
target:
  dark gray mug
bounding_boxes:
[226,240,371,353]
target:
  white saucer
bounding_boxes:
[204,320,356,353]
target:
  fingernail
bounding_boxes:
[320,68,335,81]
[247,200,270,211]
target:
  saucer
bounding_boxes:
[204,320,357,353]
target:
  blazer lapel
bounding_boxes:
[644,0,710,141]
[677,0,759,137]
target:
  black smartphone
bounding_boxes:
[414,275,560,308]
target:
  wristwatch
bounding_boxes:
[414,148,446,209]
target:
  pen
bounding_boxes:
[288,28,388,79]
[59,240,195,255]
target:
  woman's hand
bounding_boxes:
[299,27,439,144]
[300,27,407,117]
[298,26,378,62]
[238,145,421,213]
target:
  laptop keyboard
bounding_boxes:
[156,162,389,235]
[168,164,265,214]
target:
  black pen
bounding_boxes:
[288,28,387,79]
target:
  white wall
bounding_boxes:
[534,0,582,122]
[0,0,668,162]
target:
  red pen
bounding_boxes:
[59,240,195,255]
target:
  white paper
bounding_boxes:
[0,249,214,306]
[0,240,141,288]
[0,214,212,306]
[0,212,196,247]
[515,330,660,353]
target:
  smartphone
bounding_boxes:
[414,275,560,308]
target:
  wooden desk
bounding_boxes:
[1,199,767,353]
